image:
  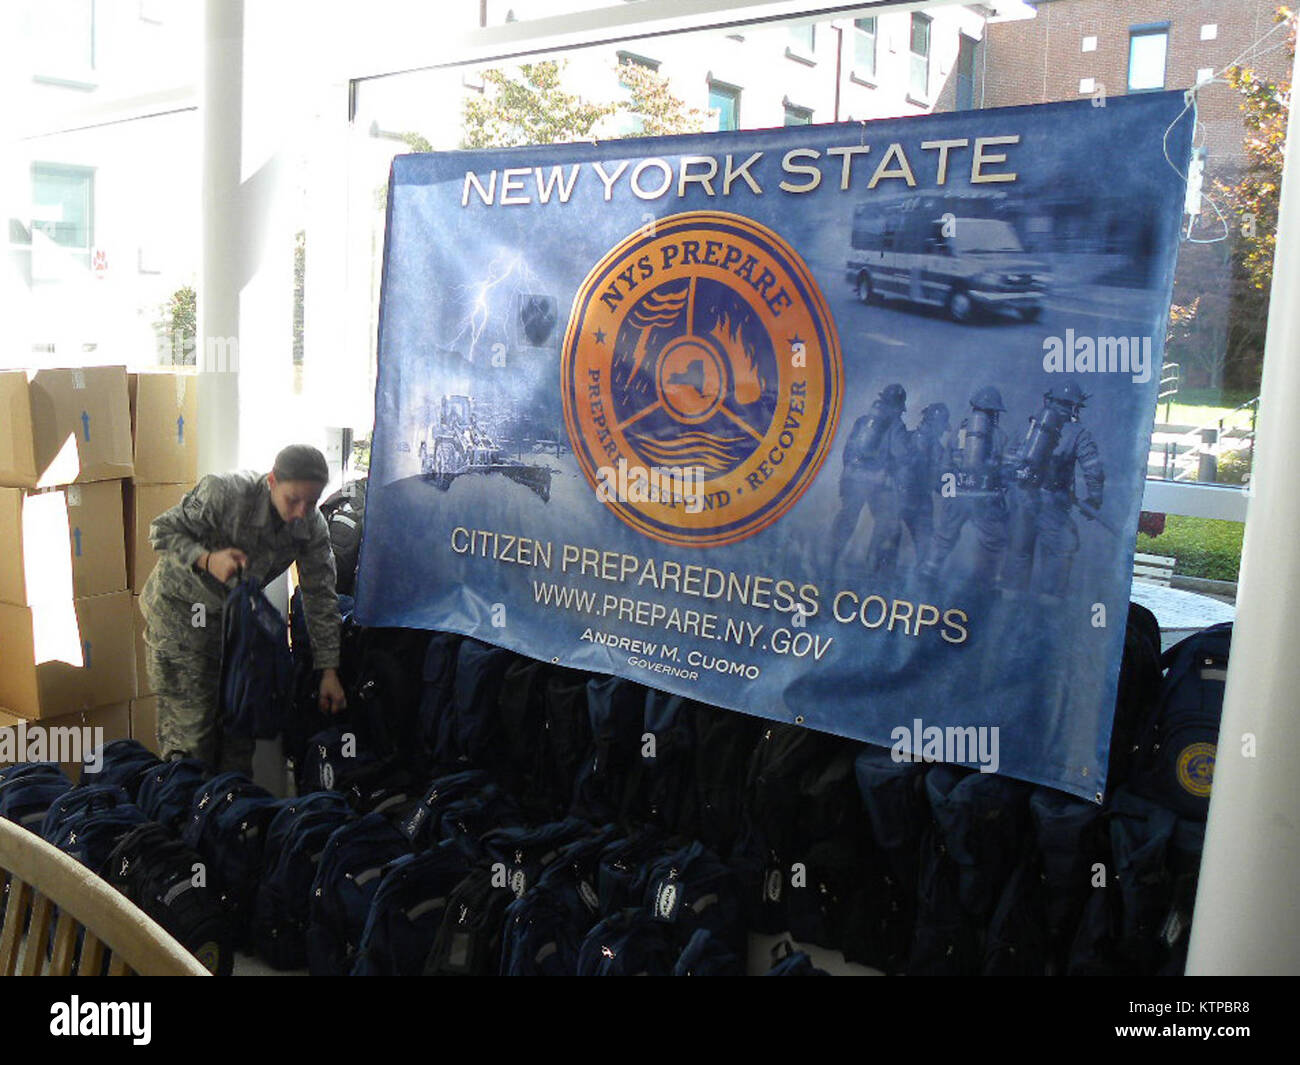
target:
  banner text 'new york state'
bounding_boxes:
[460,135,1022,207]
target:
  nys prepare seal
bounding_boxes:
[561,211,842,547]
[1176,741,1216,798]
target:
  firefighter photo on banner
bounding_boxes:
[357,92,1193,802]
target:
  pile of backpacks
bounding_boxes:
[0,597,1231,976]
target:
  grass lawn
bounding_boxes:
[1157,388,1258,430]
[1137,515,1245,582]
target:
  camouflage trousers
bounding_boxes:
[145,641,254,775]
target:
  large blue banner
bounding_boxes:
[357,92,1193,801]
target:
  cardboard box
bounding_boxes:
[0,480,127,606]
[133,595,152,697]
[129,371,198,486]
[0,703,132,782]
[129,695,159,756]
[0,591,136,720]
[124,481,189,592]
[28,366,134,487]
[0,371,37,488]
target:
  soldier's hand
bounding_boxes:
[318,669,347,715]
[206,548,249,582]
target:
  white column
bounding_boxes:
[198,0,243,475]
[1186,44,1300,975]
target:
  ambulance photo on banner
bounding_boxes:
[357,91,1194,801]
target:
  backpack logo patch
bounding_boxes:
[654,880,680,921]
[764,868,783,903]
[1176,742,1215,798]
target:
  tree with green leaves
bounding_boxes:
[1170,7,1294,393]
[460,57,708,149]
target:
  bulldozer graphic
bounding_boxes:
[417,394,553,502]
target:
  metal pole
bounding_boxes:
[1198,426,1218,483]
[1186,40,1300,975]
[199,0,243,476]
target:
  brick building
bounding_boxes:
[984,0,1292,175]
[983,1,1292,392]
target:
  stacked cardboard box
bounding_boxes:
[0,366,199,763]
[0,368,137,767]
[125,370,199,752]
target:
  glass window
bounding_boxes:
[784,103,812,126]
[708,81,739,132]
[956,33,978,110]
[854,17,877,80]
[910,13,932,99]
[31,163,94,271]
[1128,26,1169,93]
[788,23,815,55]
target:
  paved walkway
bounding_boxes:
[1130,581,1236,652]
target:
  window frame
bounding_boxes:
[707,78,740,132]
[909,11,933,101]
[28,162,95,280]
[852,16,878,82]
[1127,22,1170,94]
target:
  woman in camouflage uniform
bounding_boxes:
[139,444,346,773]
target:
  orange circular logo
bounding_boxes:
[561,211,842,547]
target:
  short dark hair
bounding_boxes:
[272,444,330,485]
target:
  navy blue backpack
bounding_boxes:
[1067,787,1178,976]
[576,908,675,976]
[437,782,524,862]
[44,800,149,874]
[306,812,409,976]
[0,764,72,832]
[105,821,234,977]
[181,772,283,944]
[853,748,930,972]
[40,784,134,842]
[537,667,595,819]
[351,843,471,976]
[596,827,682,914]
[219,577,295,739]
[137,758,209,835]
[640,840,743,953]
[571,676,647,825]
[413,632,464,775]
[449,639,518,768]
[79,739,162,796]
[480,818,594,901]
[1030,787,1103,973]
[422,864,517,976]
[925,766,1031,922]
[640,690,699,835]
[499,828,621,976]
[401,770,493,850]
[251,792,355,970]
[1132,622,1231,820]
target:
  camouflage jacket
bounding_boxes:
[140,470,340,669]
